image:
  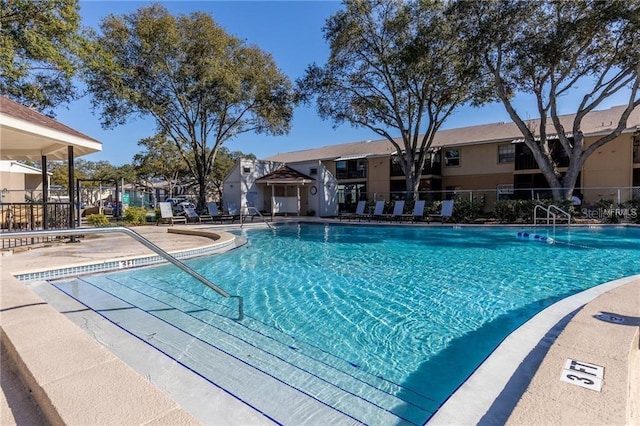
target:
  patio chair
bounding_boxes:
[227,202,241,221]
[369,200,386,221]
[340,200,367,221]
[410,200,426,222]
[157,202,187,226]
[201,202,234,223]
[429,199,454,223]
[384,200,405,221]
[183,207,202,223]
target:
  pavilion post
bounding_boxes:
[41,155,48,229]
[67,146,76,238]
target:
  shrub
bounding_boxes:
[124,207,150,226]
[494,200,518,223]
[86,213,110,227]
[625,198,640,224]
[452,198,481,223]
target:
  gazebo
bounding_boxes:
[0,96,102,233]
[255,165,315,216]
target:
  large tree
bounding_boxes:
[133,133,190,201]
[0,0,82,114]
[81,4,294,210]
[453,0,640,200]
[297,0,485,196]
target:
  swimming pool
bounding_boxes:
[51,224,640,425]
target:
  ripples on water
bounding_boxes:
[125,224,639,397]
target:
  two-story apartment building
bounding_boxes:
[223,105,640,216]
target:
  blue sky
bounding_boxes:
[53,1,631,166]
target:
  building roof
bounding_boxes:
[0,160,48,175]
[255,165,315,184]
[265,105,640,163]
[0,95,102,161]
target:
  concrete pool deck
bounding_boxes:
[1,221,638,425]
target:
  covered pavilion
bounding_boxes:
[0,95,102,232]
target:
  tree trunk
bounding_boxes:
[196,169,207,212]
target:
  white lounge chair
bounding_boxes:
[227,202,240,221]
[157,202,187,226]
[429,199,454,222]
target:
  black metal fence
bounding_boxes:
[0,202,72,249]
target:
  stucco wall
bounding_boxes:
[441,142,515,177]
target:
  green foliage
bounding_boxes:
[0,0,82,114]
[494,199,538,223]
[80,4,294,210]
[47,159,135,187]
[452,198,481,223]
[624,198,640,224]
[86,213,110,227]
[452,0,640,200]
[297,0,486,194]
[123,207,149,226]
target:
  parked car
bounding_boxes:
[165,198,195,214]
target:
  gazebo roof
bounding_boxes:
[0,96,102,161]
[255,165,315,185]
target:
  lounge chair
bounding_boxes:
[227,202,241,221]
[157,202,187,226]
[410,200,426,222]
[369,200,386,221]
[340,200,367,221]
[183,207,202,223]
[200,202,234,223]
[384,200,405,221]
[429,199,454,222]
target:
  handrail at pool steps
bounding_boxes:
[1,227,244,320]
[534,204,571,231]
[240,205,273,229]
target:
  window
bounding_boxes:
[444,149,460,167]
[497,184,514,200]
[335,159,367,179]
[498,144,515,163]
[242,166,251,174]
[633,135,640,164]
[310,167,318,175]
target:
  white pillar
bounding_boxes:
[271,184,275,215]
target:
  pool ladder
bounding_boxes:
[533,204,572,232]
[240,206,273,229]
[1,227,243,320]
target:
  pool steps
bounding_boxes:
[50,274,438,425]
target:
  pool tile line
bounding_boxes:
[14,236,236,282]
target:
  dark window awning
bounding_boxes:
[333,153,371,161]
[511,133,572,144]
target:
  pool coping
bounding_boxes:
[1,222,639,425]
[428,274,640,425]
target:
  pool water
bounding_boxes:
[61,224,640,424]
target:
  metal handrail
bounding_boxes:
[548,204,572,223]
[1,227,243,320]
[534,204,556,226]
[240,206,273,229]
